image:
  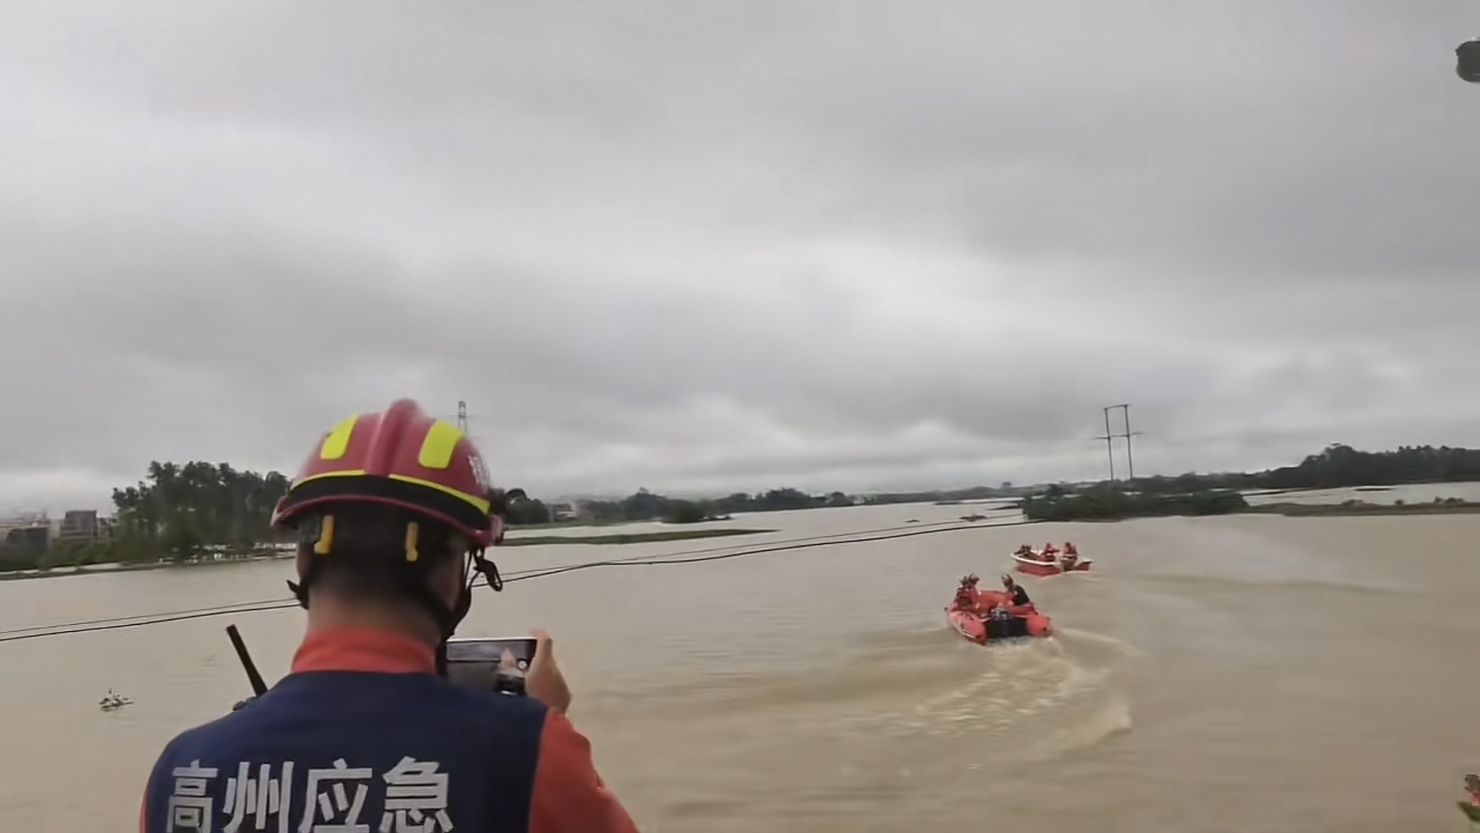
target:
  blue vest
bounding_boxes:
[143,671,549,833]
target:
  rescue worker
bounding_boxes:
[952,574,979,611]
[1002,574,1032,608]
[952,585,975,611]
[139,399,639,833]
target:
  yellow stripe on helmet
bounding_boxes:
[417,420,465,471]
[318,416,360,461]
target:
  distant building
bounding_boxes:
[0,517,51,563]
[58,509,101,542]
[549,503,575,522]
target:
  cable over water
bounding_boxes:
[0,517,1037,643]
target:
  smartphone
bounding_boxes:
[443,637,538,696]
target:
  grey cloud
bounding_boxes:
[1,1,1477,512]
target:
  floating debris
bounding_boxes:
[99,689,132,711]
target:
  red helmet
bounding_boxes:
[272,399,499,546]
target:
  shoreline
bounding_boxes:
[0,550,295,582]
[1029,501,1480,524]
[0,527,774,582]
[501,528,772,547]
[1243,500,1480,517]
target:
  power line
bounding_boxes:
[0,601,304,642]
[0,515,1038,644]
[0,597,303,637]
[501,516,1031,583]
[0,513,998,637]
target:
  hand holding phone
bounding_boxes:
[444,637,538,696]
[523,629,571,713]
[443,631,572,713]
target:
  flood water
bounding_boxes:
[2,499,1479,832]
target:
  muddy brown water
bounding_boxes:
[2,501,1477,832]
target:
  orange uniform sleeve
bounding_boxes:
[529,710,640,833]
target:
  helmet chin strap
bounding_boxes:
[437,548,503,639]
[432,550,503,678]
[289,546,504,644]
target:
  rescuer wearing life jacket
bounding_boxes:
[138,399,639,833]
[953,574,981,610]
[1002,574,1032,608]
[1060,542,1079,570]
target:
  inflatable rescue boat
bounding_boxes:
[945,588,1053,645]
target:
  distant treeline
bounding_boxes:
[1022,443,1480,522]
[505,487,854,526]
[111,461,291,555]
[1023,484,1248,522]
[505,483,1026,526]
[1124,444,1480,493]
[7,443,1475,571]
[0,461,292,572]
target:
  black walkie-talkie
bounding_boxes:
[225,624,270,711]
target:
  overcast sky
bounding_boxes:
[2,1,1477,512]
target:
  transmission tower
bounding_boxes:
[1094,409,1116,481]
[1108,404,1143,480]
[1093,404,1144,482]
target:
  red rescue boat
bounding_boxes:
[1011,543,1092,577]
[945,587,1053,645]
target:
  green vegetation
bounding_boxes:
[547,483,1025,527]
[9,441,1477,575]
[1128,443,1480,493]
[0,461,291,574]
[566,487,847,524]
[662,500,711,524]
[1022,484,1249,522]
[107,461,291,560]
[1247,498,1480,517]
[1024,443,1480,523]
[502,528,771,547]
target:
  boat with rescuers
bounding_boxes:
[945,574,1053,644]
[1012,541,1092,576]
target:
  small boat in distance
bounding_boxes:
[1011,542,1093,577]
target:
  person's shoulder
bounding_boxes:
[395,677,552,746]
[144,707,256,781]
[149,676,347,762]
[437,683,551,726]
